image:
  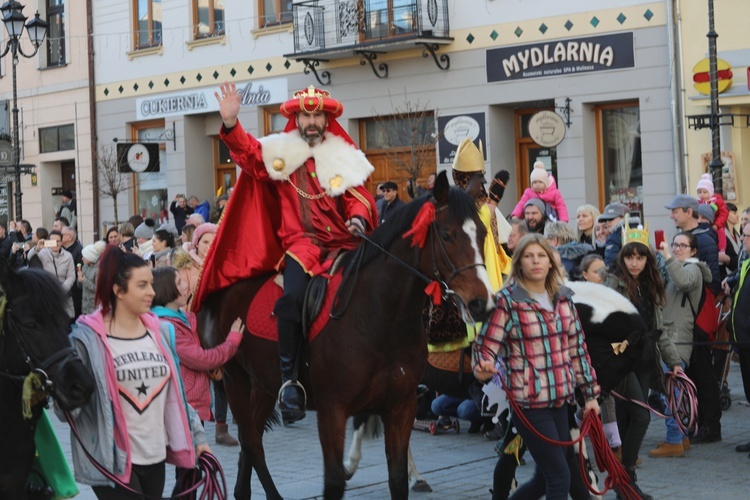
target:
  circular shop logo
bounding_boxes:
[127,144,150,173]
[304,12,315,46]
[442,116,480,145]
[528,111,566,148]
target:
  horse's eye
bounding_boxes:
[439,229,452,242]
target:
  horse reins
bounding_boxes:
[65,411,227,500]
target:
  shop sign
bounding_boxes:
[486,32,635,83]
[437,112,487,165]
[692,58,733,95]
[117,143,160,173]
[528,111,566,147]
[0,139,11,167]
[136,78,289,120]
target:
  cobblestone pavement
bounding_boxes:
[51,363,750,499]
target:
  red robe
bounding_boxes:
[193,121,376,312]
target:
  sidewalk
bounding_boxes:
[52,362,750,499]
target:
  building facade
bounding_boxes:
[93,0,683,231]
[0,0,95,241]
[679,0,750,213]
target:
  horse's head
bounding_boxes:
[420,171,495,323]
[0,258,93,411]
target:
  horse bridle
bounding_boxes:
[0,295,79,395]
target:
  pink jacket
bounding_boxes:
[511,183,569,222]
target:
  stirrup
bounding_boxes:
[277,379,307,407]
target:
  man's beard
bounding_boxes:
[299,124,326,145]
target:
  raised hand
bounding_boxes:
[215,82,242,129]
[230,317,245,334]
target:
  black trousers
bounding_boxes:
[738,349,750,405]
[92,462,165,500]
[686,345,722,434]
[615,371,650,469]
[273,255,311,324]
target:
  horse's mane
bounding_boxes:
[13,267,70,325]
[343,187,477,270]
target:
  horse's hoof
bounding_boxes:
[411,480,432,493]
[344,469,354,481]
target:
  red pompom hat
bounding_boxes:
[279,85,344,118]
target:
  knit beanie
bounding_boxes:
[158,221,179,240]
[697,204,715,224]
[524,198,546,215]
[529,162,549,188]
[192,222,217,248]
[82,241,107,263]
[696,173,714,197]
[134,218,155,239]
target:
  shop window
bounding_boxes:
[132,121,168,221]
[264,107,287,135]
[39,124,74,153]
[134,0,163,49]
[596,102,643,216]
[193,0,224,39]
[260,0,293,28]
[362,113,435,151]
[46,0,65,67]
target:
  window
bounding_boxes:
[365,0,417,39]
[46,0,65,66]
[362,113,435,150]
[260,0,293,27]
[39,124,75,153]
[596,102,643,216]
[193,0,224,38]
[264,107,287,135]
[134,0,163,49]
[132,121,167,221]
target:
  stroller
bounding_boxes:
[714,295,733,411]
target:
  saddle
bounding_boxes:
[245,252,348,343]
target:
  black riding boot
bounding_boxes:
[277,319,306,423]
[615,466,652,500]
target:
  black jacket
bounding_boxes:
[686,222,721,292]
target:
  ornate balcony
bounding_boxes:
[285,0,453,85]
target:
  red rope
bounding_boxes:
[492,372,640,499]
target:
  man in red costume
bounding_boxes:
[213,82,377,423]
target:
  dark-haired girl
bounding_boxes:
[150,229,175,269]
[604,241,682,499]
[65,246,209,499]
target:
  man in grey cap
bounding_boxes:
[598,202,630,267]
[666,194,720,290]
[523,198,547,234]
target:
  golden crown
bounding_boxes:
[293,85,331,100]
[621,216,650,248]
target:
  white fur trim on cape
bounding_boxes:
[565,280,638,324]
[258,132,375,197]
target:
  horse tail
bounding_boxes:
[353,414,382,441]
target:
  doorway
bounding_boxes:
[515,108,557,194]
[61,161,76,196]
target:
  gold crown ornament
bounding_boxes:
[280,85,343,118]
[621,216,650,248]
[451,137,486,174]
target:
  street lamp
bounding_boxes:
[706,0,723,195]
[0,1,48,220]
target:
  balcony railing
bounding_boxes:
[286,0,452,84]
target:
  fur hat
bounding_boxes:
[82,241,107,263]
[529,162,549,188]
[489,170,510,203]
[170,246,193,270]
[192,222,217,248]
[696,173,714,197]
[134,218,155,240]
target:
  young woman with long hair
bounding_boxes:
[604,240,682,499]
[474,233,600,500]
[64,246,209,499]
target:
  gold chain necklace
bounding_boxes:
[284,173,327,200]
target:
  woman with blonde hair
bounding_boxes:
[575,204,601,247]
[474,233,600,499]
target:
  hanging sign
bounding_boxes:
[528,111,566,147]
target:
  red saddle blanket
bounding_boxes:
[245,272,344,343]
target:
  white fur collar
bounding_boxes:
[258,132,374,197]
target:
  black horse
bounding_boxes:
[0,258,94,499]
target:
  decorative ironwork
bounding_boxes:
[556,98,573,128]
[355,50,388,78]
[687,113,750,130]
[112,122,177,151]
[298,58,332,86]
[337,1,358,39]
[420,43,449,71]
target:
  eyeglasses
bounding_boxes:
[671,243,691,250]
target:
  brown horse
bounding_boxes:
[196,172,494,499]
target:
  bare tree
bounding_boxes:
[370,92,438,188]
[97,144,130,225]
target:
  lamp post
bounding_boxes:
[706,0,723,195]
[0,1,48,220]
